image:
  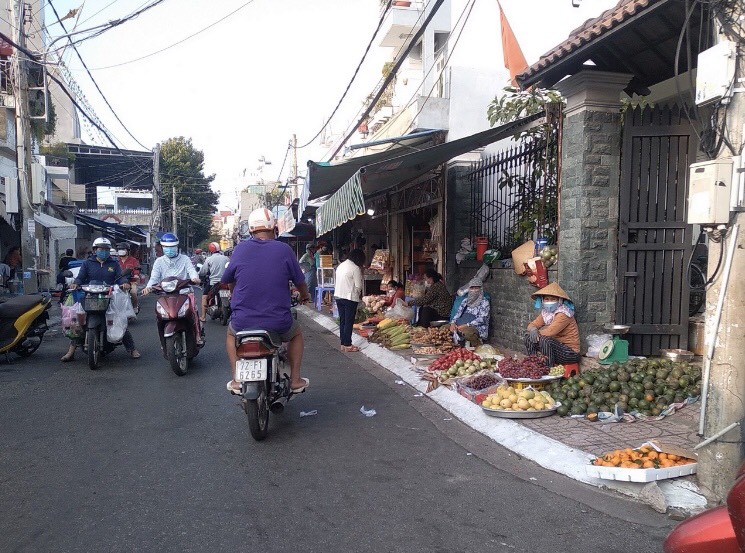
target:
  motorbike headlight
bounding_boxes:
[156,302,169,318]
[177,299,190,318]
[161,280,178,293]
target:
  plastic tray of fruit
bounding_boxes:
[481,402,561,419]
[586,443,697,482]
[497,374,563,383]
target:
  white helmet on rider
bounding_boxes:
[247,208,277,233]
[92,237,112,250]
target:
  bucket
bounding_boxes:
[475,236,488,262]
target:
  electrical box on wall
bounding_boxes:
[687,159,733,225]
[695,41,737,106]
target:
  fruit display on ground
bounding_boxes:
[591,445,696,469]
[369,319,411,350]
[461,372,501,390]
[428,349,498,381]
[548,358,702,418]
[481,386,557,412]
[548,365,565,376]
[497,355,550,379]
[409,326,455,351]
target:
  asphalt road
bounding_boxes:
[0,296,676,552]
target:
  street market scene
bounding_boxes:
[1,0,745,551]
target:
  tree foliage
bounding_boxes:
[160,137,218,246]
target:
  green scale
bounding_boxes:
[598,324,631,365]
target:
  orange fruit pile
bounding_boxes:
[591,446,696,469]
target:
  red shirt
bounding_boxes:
[118,256,140,280]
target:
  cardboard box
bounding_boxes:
[586,441,697,483]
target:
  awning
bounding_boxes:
[74,212,148,245]
[307,129,445,200]
[34,213,77,240]
[314,113,543,235]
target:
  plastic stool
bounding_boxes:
[563,362,580,378]
[315,286,334,311]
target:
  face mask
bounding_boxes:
[95,249,110,261]
[467,290,481,304]
[543,300,559,312]
[163,246,178,258]
[425,281,432,288]
[117,250,127,257]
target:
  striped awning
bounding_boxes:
[315,173,365,236]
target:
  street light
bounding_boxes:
[367,208,375,216]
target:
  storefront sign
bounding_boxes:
[277,208,296,235]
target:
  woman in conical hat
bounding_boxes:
[524,282,581,366]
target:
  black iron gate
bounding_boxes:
[617,106,698,356]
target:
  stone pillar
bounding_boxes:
[555,71,632,347]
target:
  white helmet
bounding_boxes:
[92,237,112,249]
[247,208,277,233]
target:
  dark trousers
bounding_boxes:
[336,298,358,347]
[524,334,580,366]
[417,305,448,328]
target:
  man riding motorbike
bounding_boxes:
[221,208,311,395]
[61,237,141,362]
[116,242,141,314]
[142,233,203,344]
[199,242,230,325]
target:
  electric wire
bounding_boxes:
[86,0,257,71]
[47,0,149,150]
[296,2,391,149]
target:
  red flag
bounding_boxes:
[497,1,528,86]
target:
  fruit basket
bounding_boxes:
[586,442,697,482]
[481,402,561,419]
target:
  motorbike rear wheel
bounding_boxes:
[246,382,269,441]
[220,305,230,326]
[14,327,44,357]
[87,328,100,370]
[166,333,188,376]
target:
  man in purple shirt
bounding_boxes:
[222,208,311,395]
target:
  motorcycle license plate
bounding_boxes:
[219,290,231,298]
[236,359,267,382]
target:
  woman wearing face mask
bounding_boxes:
[525,282,581,366]
[450,278,490,346]
[410,268,453,327]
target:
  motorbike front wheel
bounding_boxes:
[14,329,44,358]
[165,333,188,376]
[87,328,100,370]
[246,382,269,441]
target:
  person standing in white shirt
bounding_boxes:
[334,249,366,352]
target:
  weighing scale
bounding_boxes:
[598,324,631,365]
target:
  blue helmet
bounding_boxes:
[160,233,179,247]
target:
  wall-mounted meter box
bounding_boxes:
[695,41,736,106]
[687,159,733,225]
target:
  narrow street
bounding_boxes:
[0,297,674,553]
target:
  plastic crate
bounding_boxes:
[84,296,110,312]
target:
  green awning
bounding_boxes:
[315,173,365,236]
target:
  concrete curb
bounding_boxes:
[299,306,707,514]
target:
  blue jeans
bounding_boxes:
[336,298,358,347]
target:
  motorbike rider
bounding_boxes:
[199,242,230,325]
[222,208,311,395]
[61,237,141,362]
[116,242,141,315]
[142,233,204,344]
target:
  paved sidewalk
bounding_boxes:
[300,306,707,515]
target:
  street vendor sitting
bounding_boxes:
[450,278,490,346]
[381,280,405,307]
[410,268,453,327]
[525,282,581,366]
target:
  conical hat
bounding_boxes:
[531,282,570,301]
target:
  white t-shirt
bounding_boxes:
[334,259,363,302]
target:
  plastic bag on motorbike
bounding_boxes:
[105,286,132,343]
[61,293,84,339]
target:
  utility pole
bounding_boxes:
[697,13,745,503]
[291,133,298,201]
[172,184,177,235]
[151,142,161,265]
[10,0,36,293]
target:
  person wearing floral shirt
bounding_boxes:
[410,268,453,327]
[450,278,490,346]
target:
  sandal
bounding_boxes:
[341,345,360,352]
[291,377,310,394]
[226,380,241,395]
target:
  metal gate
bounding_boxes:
[617,106,698,356]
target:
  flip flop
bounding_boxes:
[226,380,241,395]
[344,345,361,352]
[291,377,310,394]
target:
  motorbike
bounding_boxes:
[152,277,203,376]
[206,282,231,326]
[664,461,745,552]
[234,309,300,441]
[80,283,122,370]
[0,293,51,359]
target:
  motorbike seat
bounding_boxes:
[235,329,282,348]
[0,295,43,319]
